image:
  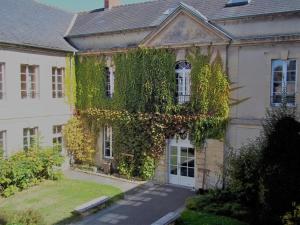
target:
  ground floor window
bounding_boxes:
[0,130,7,157]
[53,125,63,151]
[23,127,38,151]
[271,59,297,106]
[103,126,113,159]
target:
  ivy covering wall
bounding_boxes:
[65,47,230,179]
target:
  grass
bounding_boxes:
[177,210,248,225]
[0,178,122,225]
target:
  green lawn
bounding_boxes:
[177,210,248,225]
[0,178,122,225]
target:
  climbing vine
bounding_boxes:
[65,47,229,179]
[65,54,76,105]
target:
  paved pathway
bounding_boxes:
[64,169,141,192]
[71,182,195,225]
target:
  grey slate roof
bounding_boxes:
[0,0,75,52]
[67,0,300,37]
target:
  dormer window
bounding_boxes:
[226,0,250,7]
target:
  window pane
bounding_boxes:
[28,66,35,73]
[272,95,282,104]
[21,74,26,82]
[170,165,177,175]
[171,146,177,156]
[273,72,282,81]
[105,148,111,157]
[273,82,282,93]
[170,155,177,166]
[188,168,194,177]
[21,91,27,98]
[188,148,195,158]
[21,83,26,90]
[287,72,296,81]
[21,65,26,73]
[180,167,188,176]
[188,159,195,168]
[287,60,296,71]
[287,82,295,94]
[57,68,62,75]
[287,95,296,104]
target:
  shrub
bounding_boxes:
[282,204,300,225]
[0,148,63,197]
[176,210,248,225]
[228,107,300,224]
[0,209,44,225]
[186,190,250,221]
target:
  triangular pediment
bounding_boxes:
[140,3,231,47]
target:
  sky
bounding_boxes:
[38,0,149,12]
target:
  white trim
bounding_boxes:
[168,136,195,188]
[20,64,39,99]
[52,67,65,99]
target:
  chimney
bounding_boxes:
[104,0,121,9]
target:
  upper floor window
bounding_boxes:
[175,61,191,104]
[0,130,7,157]
[271,59,297,106]
[23,127,38,151]
[0,63,5,100]
[103,126,113,159]
[21,65,39,99]
[105,67,114,98]
[52,67,65,98]
[53,125,63,151]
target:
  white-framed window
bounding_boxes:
[175,61,191,104]
[53,125,63,151]
[20,64,39,99]
[23,127,38,151]
[52,67,65,98]
[0,130,7,157]
[105,67,114,98]
[271,59,297,106]
[103,126,113,159]
[0,63,5,100]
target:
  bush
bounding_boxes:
[228,107,300,224]
[0,148,63,197]
[186,190,250,221]
[0,209,44,225]
[282,204,300,225]
[176,210,248,225]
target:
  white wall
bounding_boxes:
[0,48,72,156]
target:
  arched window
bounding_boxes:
[175,61,191,104]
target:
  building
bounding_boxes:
[1,0,300,189]
[0,0,75,160]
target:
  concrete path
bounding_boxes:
[64,169,141,192]
[71,182,195,225]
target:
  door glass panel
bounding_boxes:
[171,146,177,156]
[188,168,195,177]
[188,159,195,168]
[170,165,177,175]
[180,166,187,176]
[170,155,177,166]
[188,148,195,158]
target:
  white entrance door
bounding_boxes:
[169,137,195,188]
